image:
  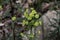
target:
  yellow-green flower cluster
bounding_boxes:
[24,8,39,20]
[22,8,42,26]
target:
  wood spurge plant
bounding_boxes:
[22,8,42,40]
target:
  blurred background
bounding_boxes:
[0,0,60,40]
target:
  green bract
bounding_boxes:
[29,13,34,18]
[39,21,42,25]
[27,16,32,20]
[35,14,39,18]
[34,21,39,26]
[25,21,28,25]
[31,10,37,14]
[22,20,28,26]
[24,12,28,18]
[22,20,26,26]
[12,16,16,21]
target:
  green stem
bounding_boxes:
[12,22,15,40]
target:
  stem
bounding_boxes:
[57,11,60,39]
[10,0,16,40]
[29,27,33,40]
[41,18,44,40]
[12,22,15,40]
